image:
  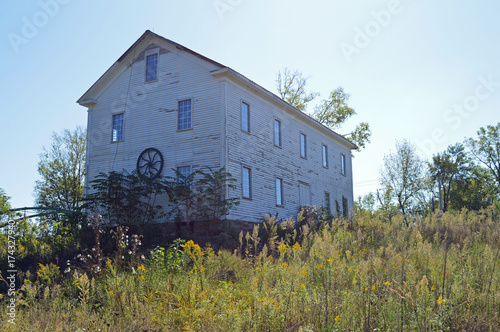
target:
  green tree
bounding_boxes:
[354,192,376,214]
[428,143,470,212]
[34,127,86,210]
[276,68,371,150]
[380,140,426,219]
[85,170,166,225]
[196,167,240,224]
[467,123,500,192]
[448,165,497,211]
[0,188,13,224]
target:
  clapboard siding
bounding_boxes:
[80,31,354,224]
[84,39,224,215]
[222,80,354,222]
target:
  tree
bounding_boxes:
[380,140,426,219]
[354,192,376,214]
[0,188,13,224]
[277,69,318,112]
[34,127,86,210]
[428,143,470,212]
[467,123,500,192]
[165,168,240,228]
[448,165,497,211]
[276,68,371,150]
[196,167,240,224]
[84,170,166,225]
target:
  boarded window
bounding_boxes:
[298,182,311,207]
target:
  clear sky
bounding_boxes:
[1,0,499,209]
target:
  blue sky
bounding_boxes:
[1,0,499,209]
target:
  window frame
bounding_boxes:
[275,177,284,207]
[342,196,348,218]
[341,154,346,176]
[176,166,192,185]
[111,113,124,142]
[322,145,328,168]
[145,49,159,83]
[242,166,252,199]
[177,99,193,131]
[273,118,282,147]
[300,132,307,159]
[324,192,331,214]
[241,101,250,133]
[298,181,312,207]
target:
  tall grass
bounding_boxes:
[1,207,499,331]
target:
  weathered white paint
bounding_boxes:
[78,31,356,223]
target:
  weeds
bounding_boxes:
[1,207,500,331]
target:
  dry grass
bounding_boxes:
[2,208,500,331]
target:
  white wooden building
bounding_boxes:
[77,30,356,223]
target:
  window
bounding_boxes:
[341,154,346,175]
[298,182,312,207]
[178,99,192,130]
[241,102,250,132]
[242,167,252,199]
[276,178,283,206]
[342,196,348,218]
[274,119,281,147]
[322,145,328,168]
[177,166,191,185]
[324,192,331,214]
[112,114,124,142]
[300,133,307,158]
[145,53,158,82]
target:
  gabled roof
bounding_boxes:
[77,30,357,150]
[77,30,225,106]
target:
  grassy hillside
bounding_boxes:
[2,208,500,331]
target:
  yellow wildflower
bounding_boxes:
[437,295,446,306]
[292,242,302,253]
[335,315,341,322]
[137,264,147,273]
[278,243,287,253]
[384,281,391,286]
